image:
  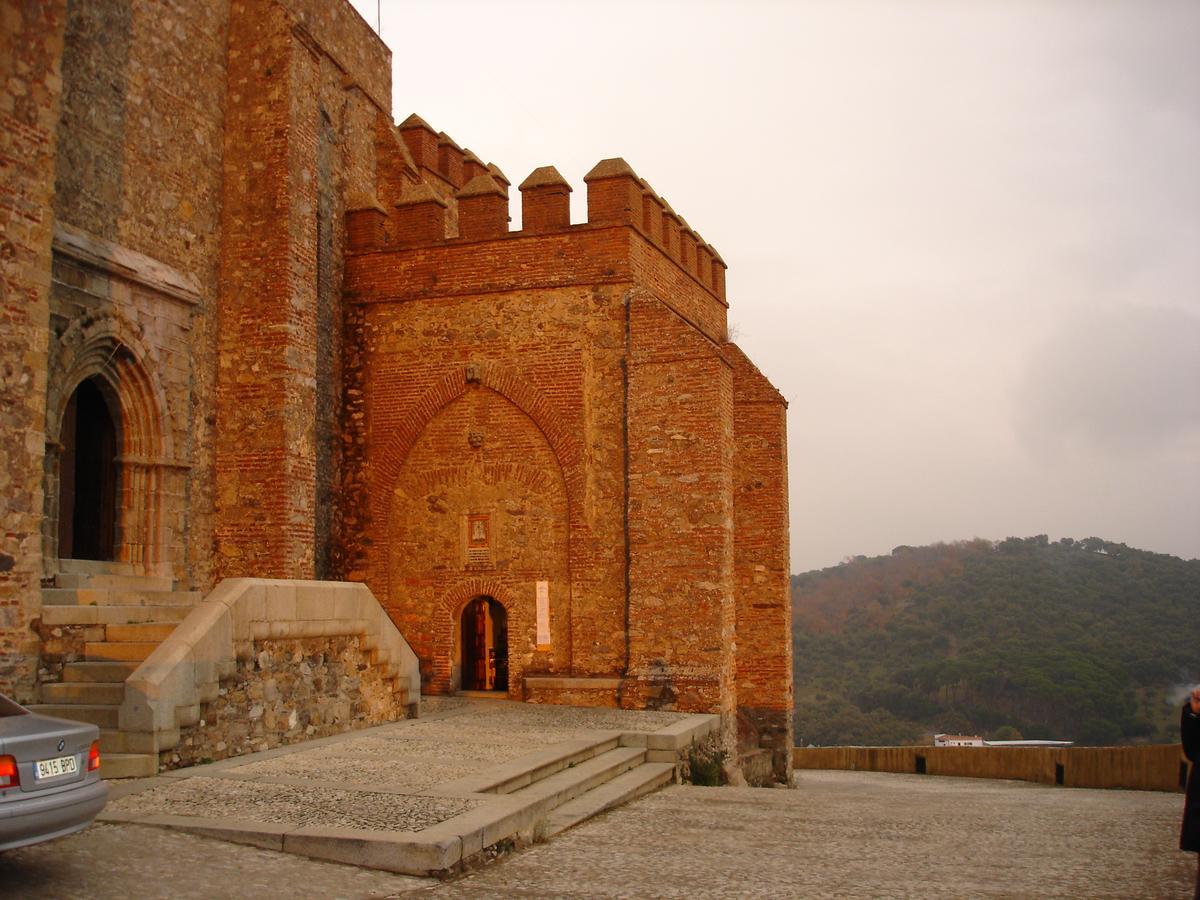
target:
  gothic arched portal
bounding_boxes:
[57,377,120,561]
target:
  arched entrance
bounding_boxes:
[460,596,508,692]
[57,377,119,561]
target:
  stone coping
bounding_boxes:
[101,699,719,876]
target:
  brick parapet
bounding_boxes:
[356,154,729,315]
[345,223,728,343]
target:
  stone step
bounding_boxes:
[105,622,177,642]
[101,752,157,779]
[100,729,158,755]
[54,572,175,591]
[40,681,125,705]
[538,761,676,840]
[62,661,139,683]
[84,641,158,662]
[42,588,200,607]
[28,703,119,729]
[57,559,138,577]
[42,604,192,627]
[514,746,647,810]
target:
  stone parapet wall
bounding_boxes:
[793,744,1189,793]
[163,634,405,769]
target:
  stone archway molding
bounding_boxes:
[44,310,178,576]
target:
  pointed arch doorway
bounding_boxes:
[58,377,119,562]
[460,596,508,693]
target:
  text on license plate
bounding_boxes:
[35,755,78,780]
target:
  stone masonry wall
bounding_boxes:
[0,0,66,701]
[52,0,227,586]
[163,634,406,769]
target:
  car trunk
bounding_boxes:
[0,700,94,795]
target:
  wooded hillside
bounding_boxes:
[791,536,1199,746]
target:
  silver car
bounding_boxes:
[0,694,108,851]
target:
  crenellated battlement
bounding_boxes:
[350,132,729,304]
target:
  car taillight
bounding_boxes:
[87,741,100,773]
[0,755,19,789]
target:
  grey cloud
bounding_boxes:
[1017,306,1200,454]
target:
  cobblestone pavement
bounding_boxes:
[107,698,687,827]
[3,770,1192,898]
[438,771,1196,899]
[0,822,431,900]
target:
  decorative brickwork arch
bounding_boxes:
[430,579,527,696]
[369,363,586,597]
[43,312,176,575]
[371,362,585,531]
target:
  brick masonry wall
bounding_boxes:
[343,278,629,697]
[163,634,407,769]
[215,0,388,582]
[728,343,794,781]
[343,201,786,779]
[0,0,66,701]
[625,289,737,763]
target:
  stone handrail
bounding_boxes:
[118,579,421,753]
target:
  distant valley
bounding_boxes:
[791,536,1200,746]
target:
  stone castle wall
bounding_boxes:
[341,149,792,778]
[0,0,793,781]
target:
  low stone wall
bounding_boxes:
[792,744,1188,793]
[163,635,405,769]
[524,676,620,708]
[120,579,421,759]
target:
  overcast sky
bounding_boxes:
[351,0,1200,572]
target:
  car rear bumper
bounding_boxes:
[0,778,109,851]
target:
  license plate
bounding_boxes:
[35,754,78,780]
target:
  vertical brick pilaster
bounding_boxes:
[214,0,320,580]
[729,343,793,783]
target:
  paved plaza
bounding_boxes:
[1,765,1192,898]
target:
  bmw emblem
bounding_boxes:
[57,739,65,752]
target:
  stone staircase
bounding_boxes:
[32,559,202,779]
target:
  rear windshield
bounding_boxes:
[0,695,30,717]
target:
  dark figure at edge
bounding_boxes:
[1182,685,1200,899]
